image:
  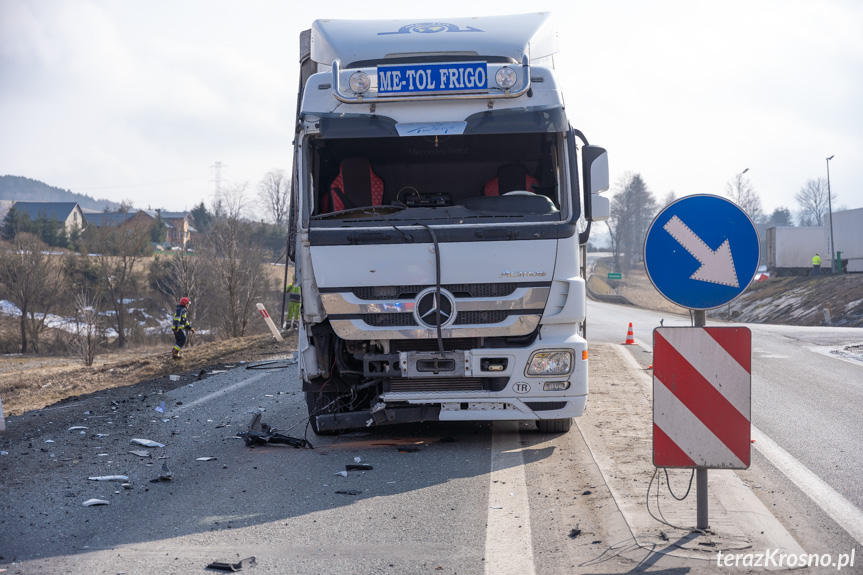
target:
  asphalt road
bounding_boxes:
[2,303,862,574]
[587,299,863,552]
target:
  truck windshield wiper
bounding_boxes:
[311,205,407,220]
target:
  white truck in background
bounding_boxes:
[287,13,610,434]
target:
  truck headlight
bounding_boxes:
[495,66,517,89]
[349,71,370,94]
[526,351,573,376]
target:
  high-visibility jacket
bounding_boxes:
[172,305,191,332]
[287,284,301,321]
[812,254,822,266]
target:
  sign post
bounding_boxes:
[644,195,759,530]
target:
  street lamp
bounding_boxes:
[826,155,835,273]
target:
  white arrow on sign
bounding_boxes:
[663,215,739,287]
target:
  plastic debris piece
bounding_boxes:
[335,489,361,495]
[155,401,166,413]
[129,450,151,458]
[236,412,312,449]
[122,483,133,490]
[346,464,373,471]
[82,498,109,506]
[130,438,165,448]
[568,528,582,539]
[333,470,348,477]
[45,439,55,443]
[489,505,503,509]
[88,475,129,482]
[159,461,173,480]
[69,426,88,431]
[205,556,257,572]
[169,375,180,381]
[0,451,8,456]
[354,456,362,463]
[196,457,217,461]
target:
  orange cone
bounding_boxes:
[622,322,636,345]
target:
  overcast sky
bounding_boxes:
[1,0,861,218]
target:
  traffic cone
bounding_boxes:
[622,322,636,345]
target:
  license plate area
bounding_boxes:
[400,351,471,377]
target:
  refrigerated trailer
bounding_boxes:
[287,13,610,434]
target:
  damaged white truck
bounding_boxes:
[287,13,609,435]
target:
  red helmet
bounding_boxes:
[180,297,190,306]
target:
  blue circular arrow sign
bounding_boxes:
[644,195,760,310]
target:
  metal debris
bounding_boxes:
[88,475,129,482]
[82,498,109,506]
[130,438,165,448]
[236,412,312,449]
[129,450,151,458]
[205,556,257,572]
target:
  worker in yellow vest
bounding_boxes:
[286,277,301,329]
[812,253,822,276]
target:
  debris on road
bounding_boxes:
[158,461,173,481]
[568,527,582,539]
[197,457,217,461]
[346,464,373,471]
[88,475,129,482]
[82,498,109,506]
[206,556,257,572]
[397,446,419,453]
[155,401,166,413]
[68,426,88,431]
[129,450,151,458]
[333,470,348,477]
[335,490,362,495]
[236,412,312,449]
[130,438,165,448]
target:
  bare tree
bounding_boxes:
[70,290,103,366]
[795,178,834,226]
[156,252,208,345]
[213,182,250,221]
[662,191,677,208]
[200,214,267,338]
[606,173,659,272]
[726,173,763,222]
[257,169,290,227]
[0,234,66,353]
[82,211,152,348]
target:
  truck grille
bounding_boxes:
[388,377,486,393]
[361,310,510,327]
[353,283,518,300]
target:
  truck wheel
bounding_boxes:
[536,418,572,433]
[305,390,341,436]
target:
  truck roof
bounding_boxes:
[310,13,558,69]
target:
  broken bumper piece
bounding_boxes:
[315,404,441,432]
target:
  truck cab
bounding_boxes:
[289,13,609,434]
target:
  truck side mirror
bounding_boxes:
[582,145,609,222]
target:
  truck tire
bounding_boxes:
[536,418,572,433]
[305,390,341,436]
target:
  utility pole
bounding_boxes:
[826,155,836,273]
[210,161,225,198]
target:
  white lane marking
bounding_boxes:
[170,372,271,415]
[752,425,863,545]
[486,422,535,575]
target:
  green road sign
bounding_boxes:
[607,273,622,280]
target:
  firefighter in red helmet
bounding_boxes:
[171,297,195,359]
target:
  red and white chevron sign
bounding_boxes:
[653,327,751,469]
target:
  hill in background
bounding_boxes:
[0,175,120,212]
